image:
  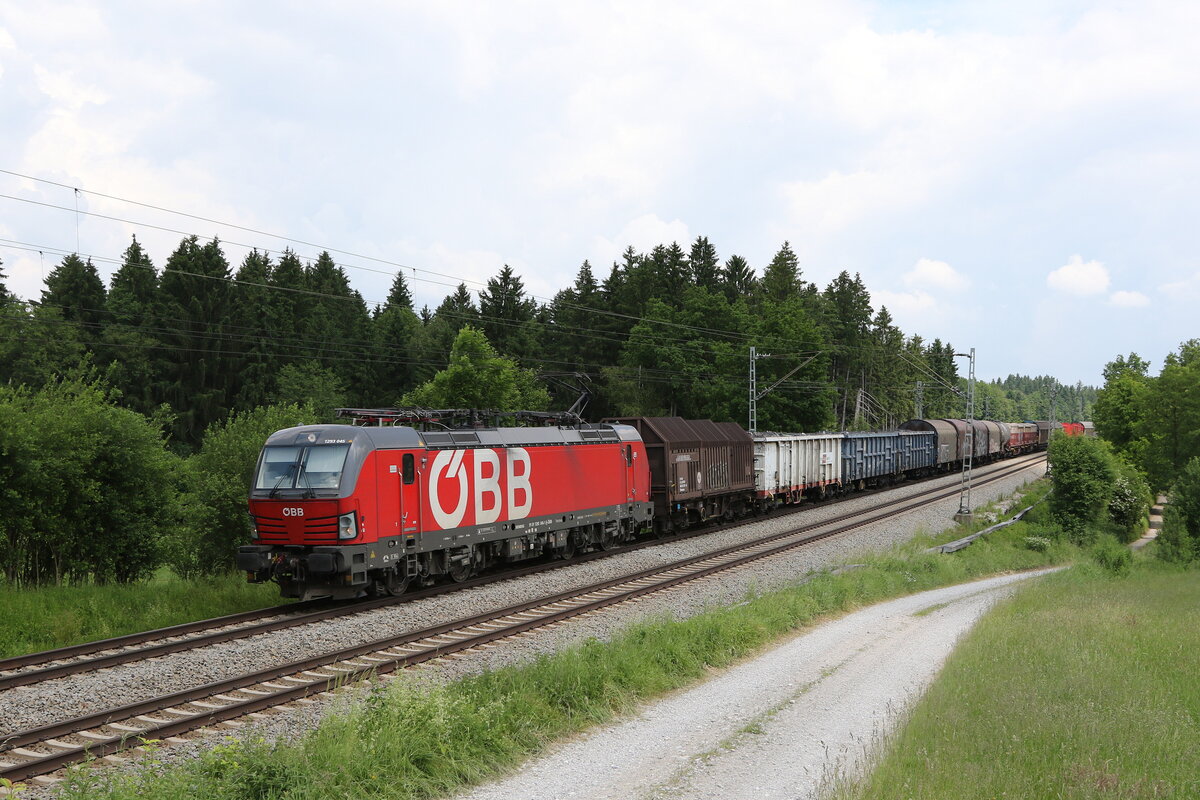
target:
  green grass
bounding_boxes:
[836,559,1200,800]
[0,569,287,658]
[51,483,1080,800]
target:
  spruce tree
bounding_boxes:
[822,270,874,427]
[438,283,478,325]
[267,248,309,371]
[478,265,537,359]
[757,242,801,305]
[645,242,689,305]
[40,253,107,344]
[689,236,720,290]
[371,271,421,403]
[304,251,372,401]
[230,250,275,410]
[720,254,756,302]
[102,237,160,414]
[547,260,604,374]
[106,236,157,325]
[155,236,234,446]
[385,270,414,311]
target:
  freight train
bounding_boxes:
[236,412,1090,600]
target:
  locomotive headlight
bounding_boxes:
[338,511,358,540]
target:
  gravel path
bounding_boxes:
[455,568,1059,800]
[14,458,1044,796]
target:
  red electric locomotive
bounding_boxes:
[237,420,653,600]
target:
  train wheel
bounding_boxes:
[598,526,616,551]
[447,546,477,583]
[370,570,410,597]
[560,533,578,560]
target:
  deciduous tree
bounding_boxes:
[403,326,548,411]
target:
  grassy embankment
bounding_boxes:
[44,481,1084,800]
[0,570,285,659]
[834,555,1200,800]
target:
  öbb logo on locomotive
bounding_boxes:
[281,507,304,517]
[428,447,533,529]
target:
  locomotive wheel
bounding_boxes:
[447,546,477,583]
[370,570,411,597]
[559,534,578,560]
[598,526,616,551]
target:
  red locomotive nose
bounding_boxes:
[249,500,343,545]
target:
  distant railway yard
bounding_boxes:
[0,454,1046,792]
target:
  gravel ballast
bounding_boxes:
[10,458,1045,796]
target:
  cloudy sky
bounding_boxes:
[1,1,1196,385]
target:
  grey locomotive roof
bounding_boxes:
[264,422,638,450]
[264,424,424,449]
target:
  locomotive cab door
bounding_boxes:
[399,452,421,537]
[623,444,635,502]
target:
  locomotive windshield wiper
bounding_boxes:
[296,459,316,499]
[268,463,297,499]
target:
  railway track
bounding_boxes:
[0,454,1044,784]
[0,454,1037,691]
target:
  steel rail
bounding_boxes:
[0,455,1043,782]
[0,454,1041,689]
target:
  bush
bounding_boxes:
[1024,536,1052,553]
[1156,504,1195,563]
[1048,435,1119,545]
[170,403,320,577]
[1091,537,1132,576]
[0,374,181,585]
[1108,461,1153,542]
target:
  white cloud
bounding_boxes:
[903,258,969,292]
[781,165,934,236]
[1047,254,1110,295]
[871,288,937,316]
[590,214,691,269]
[33,65,108,109]
[1159,271,1200,298]
[1109,290,1149,307]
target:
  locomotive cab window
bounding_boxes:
[254,444,352,493]
[624,445,632,466]
[402,453,415,484]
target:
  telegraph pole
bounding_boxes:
[749,347,817,434]
[749,346,760,433]
[914,380,924,419]
[954,348,975,522]
[1046,379,1059,476]
[1048,380,1059,430]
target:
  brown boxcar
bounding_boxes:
[980,420,1004,458]
[1035,420,1052,446]
[606,416,754,531]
